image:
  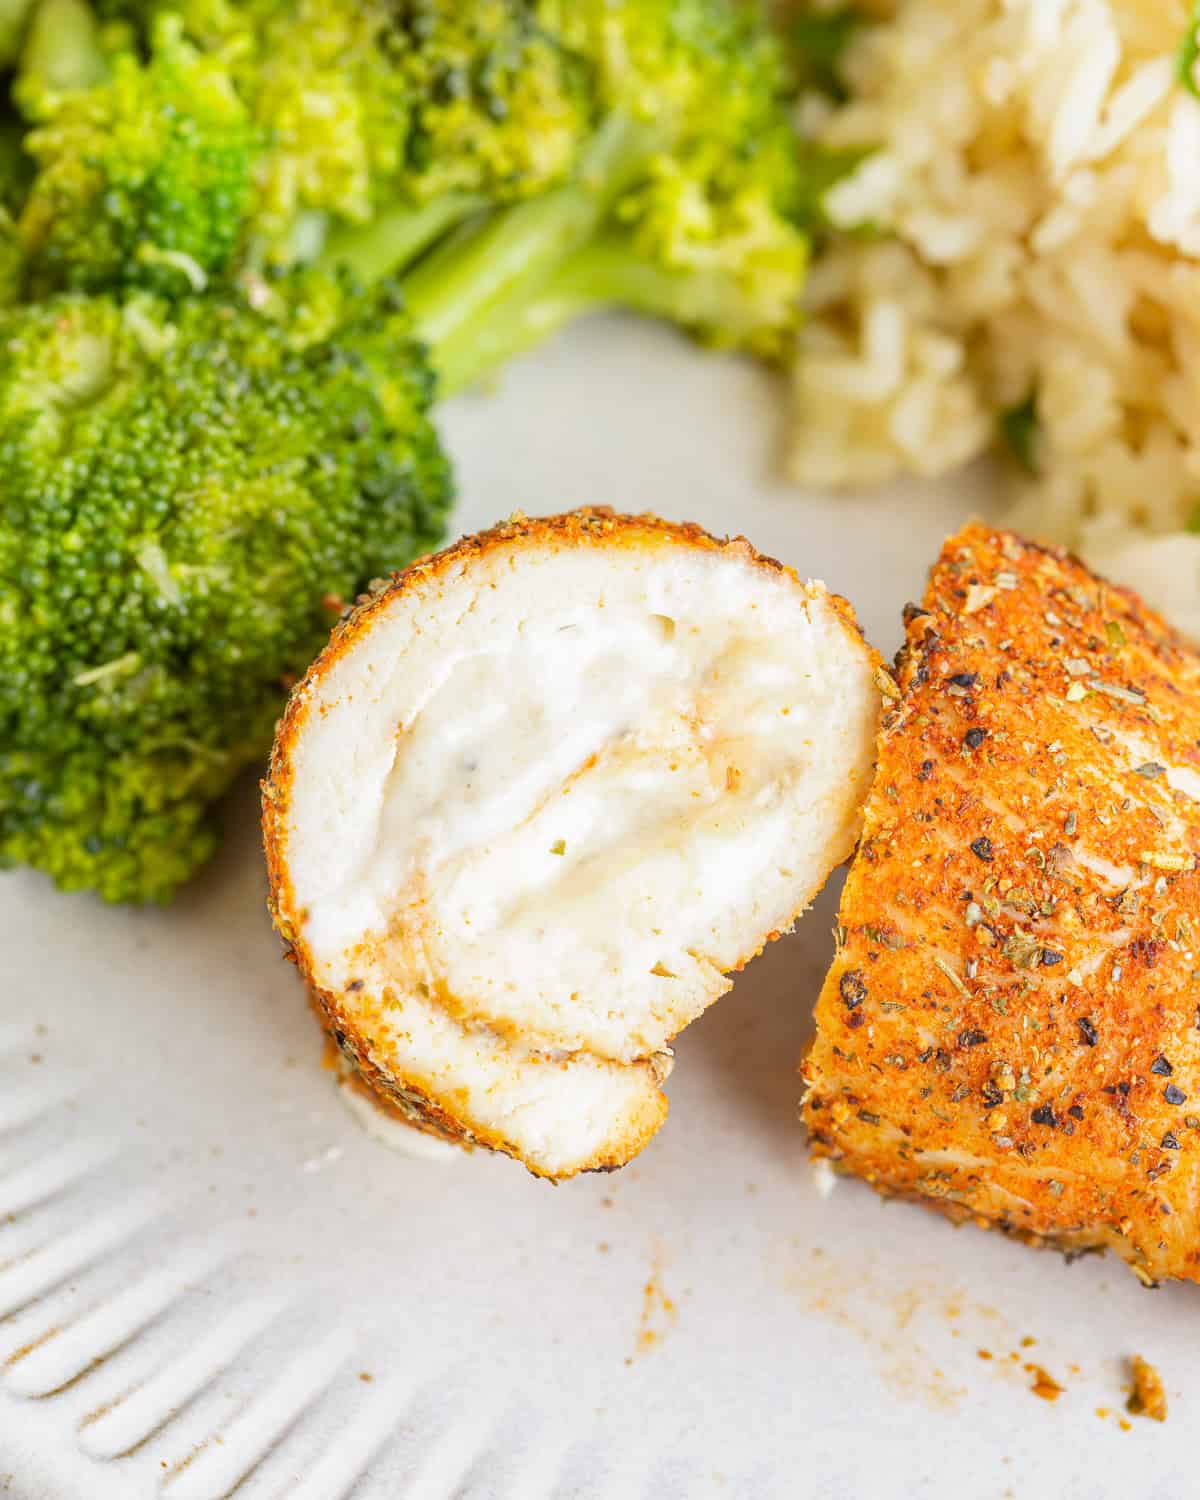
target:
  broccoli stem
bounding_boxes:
[19,0,106,95]
[430,236,772,396]
[400,112,663,354]
[318,193,486,286]
[319,111,711,398]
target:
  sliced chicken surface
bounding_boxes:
[803,524,1200,1284]
[264,509,881,1178]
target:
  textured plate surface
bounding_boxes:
[0,317,1195,1499]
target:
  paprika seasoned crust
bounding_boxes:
[264,508,882,1179]
[803,523,1200,1284]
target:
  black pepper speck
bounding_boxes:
[839,970,868,1010]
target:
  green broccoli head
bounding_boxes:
[212,0,412,250]
[391,0,593,204]
[84,0,593,269]
[0,740,238,904]
[412,0,812,378]
[18,0,811,358]
[559,0,809,357]
[0,275,452,901]
[110,0,595,210]
[18,0,415,284]
[17,10,262,294]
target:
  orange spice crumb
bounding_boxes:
[1026,1364,1064,1402]
[1127,1355,1167,1422]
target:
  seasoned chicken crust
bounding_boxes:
[803,523,1200,1285]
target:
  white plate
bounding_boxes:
[1,317,1193,1500]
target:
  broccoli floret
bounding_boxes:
[595,0,811,358]
[212,0,412,251]
[16,0,413,285]
[16,6,261,294]
[395,0,810,372]
[0,738,242,903]
[0,276,451,901]
[391,1,594,204]
[18,0,811,358]
[55,0,591,279]
[109,0,593,204]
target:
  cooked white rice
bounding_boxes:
[792,0,1200,636]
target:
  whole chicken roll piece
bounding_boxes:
[264,509,881,1178]
[804,524,1200,1285]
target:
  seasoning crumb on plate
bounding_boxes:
[1027,1364,1064,1403]
[1127,1355,1168,1423]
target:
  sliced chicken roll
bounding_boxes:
[803,524,1200,1284]
[264,509,881,1178]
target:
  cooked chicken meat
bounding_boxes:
[264,509,881,1178]
[803,524,1200,1284]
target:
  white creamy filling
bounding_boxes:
[290,550,873,1062]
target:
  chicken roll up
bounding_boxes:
[804,524,1200,1284]
[265,509,881,1178]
